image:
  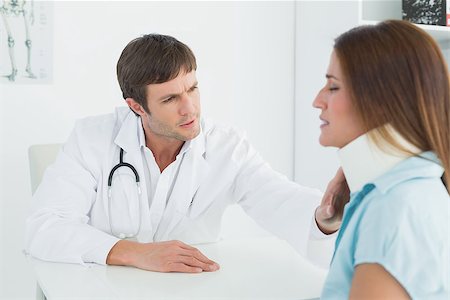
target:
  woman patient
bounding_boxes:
[314,20,449,299]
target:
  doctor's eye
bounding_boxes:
[163,96,176,103]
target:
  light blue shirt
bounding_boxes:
[321,151,449,299]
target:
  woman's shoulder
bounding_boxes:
[354,176,448,251]
[365,176,448,220]
[354,176,448,260]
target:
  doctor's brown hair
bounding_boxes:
[117,34,197,113]
[334,20,449,191]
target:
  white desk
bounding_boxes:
[30,237,327,300]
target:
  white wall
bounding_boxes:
[0,2,295,298]
[294,1,359,190]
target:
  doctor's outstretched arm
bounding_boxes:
[106,239,220,273]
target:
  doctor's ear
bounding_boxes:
[125,98,146,117]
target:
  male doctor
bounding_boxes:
[25,34,348,273]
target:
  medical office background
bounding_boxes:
[0,1,449,299]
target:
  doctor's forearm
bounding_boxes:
[106,240,137,266]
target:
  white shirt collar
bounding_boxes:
[338,125,420,193]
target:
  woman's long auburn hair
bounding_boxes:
[334,20,449,192]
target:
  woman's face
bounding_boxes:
[313,50,365,148]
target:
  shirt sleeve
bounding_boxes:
[353,198,448,298]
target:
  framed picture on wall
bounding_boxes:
[0,1,53,84]
[402,0,448,26]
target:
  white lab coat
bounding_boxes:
[25,107,324,265]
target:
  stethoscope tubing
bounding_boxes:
[108,148,140,186]
[107,148,142,239]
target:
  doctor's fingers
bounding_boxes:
[331,182,350,218]
[165,262,203,273]
[179,248,215,264]
[179,247,219,267]
[320,181,350,217]
[167,241,217,264]
[176,255,220,272]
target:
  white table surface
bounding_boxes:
[29,237,327,300]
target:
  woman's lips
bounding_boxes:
[319,117,329,128]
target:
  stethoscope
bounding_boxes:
[107,148,142,239]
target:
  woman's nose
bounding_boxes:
[313,89,325,109]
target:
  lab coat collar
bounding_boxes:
[338,125,421,193]
[113,108,142,154]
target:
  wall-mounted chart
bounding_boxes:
[0,0,52,84]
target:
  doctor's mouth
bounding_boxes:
[179,118,196,129]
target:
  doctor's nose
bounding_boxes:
[179,94,196,116]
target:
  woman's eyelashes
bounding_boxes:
[329,85,339,92]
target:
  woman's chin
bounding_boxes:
[319,136,332,147]
[319,137,342,149]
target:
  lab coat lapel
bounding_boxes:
[157,130,210,239]
[112,112,153,241]
[113,112,142,156]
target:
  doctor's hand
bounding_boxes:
[106,239,220,273]
[315,168,350,235]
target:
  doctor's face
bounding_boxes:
[142,70,201,142]
[312,51,365,148]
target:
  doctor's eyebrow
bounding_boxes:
[159,81,199,101]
